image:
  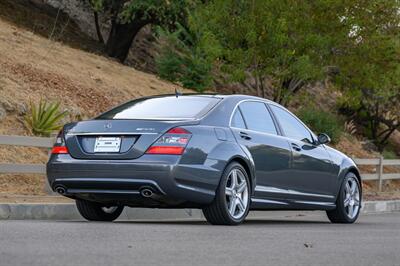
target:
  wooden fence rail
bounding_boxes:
[0,135,53,175]
[352,157,400,191]
[0,135,399,191]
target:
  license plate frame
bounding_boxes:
[94,137,121,153]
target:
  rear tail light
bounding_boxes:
[145,127,191,155]
[51,130,69,154]
[51,146,69,154]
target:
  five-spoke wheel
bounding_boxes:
[225,168,249,220]
[327,172,361,223]
[343,177,360,219]
[203,162,250,225]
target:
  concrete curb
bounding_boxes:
[361,200,400,214]
[0,200,399,220]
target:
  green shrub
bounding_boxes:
[24,100,68,137]
[156,49,184,83]
[382,146,399,159]
[157,52,212,92]
[155,24,213,92]
[179,55,212,92]
[297,107,343,143]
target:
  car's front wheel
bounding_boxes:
[76,199,124,221]
[327,172,361,223]
[203,162,250,225]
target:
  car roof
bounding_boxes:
[145,93,275,104]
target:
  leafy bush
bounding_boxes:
[382,149,398,159]
[156,24,213,92]
[24,100,68,137]
[179,55,212,92]
[297,107,343,143]
[157,52,212,92]
[156,49,184,82]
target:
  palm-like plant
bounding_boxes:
[24,100,68,137]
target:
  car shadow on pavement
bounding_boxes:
[111,219,331,225]
[58,219,373,225]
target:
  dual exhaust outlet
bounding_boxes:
[140,188,154,198]
[54,185,155,198]
[55,186,66,195]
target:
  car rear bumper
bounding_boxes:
[47,154,222,207]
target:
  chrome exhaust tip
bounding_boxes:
[140,188,153,198]
[55,186,66,195]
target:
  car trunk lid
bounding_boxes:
[64,119,198,159]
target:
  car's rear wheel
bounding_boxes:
[76,199,124,221]
[203,162,250,225]
[327,172,361,223]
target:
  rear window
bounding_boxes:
[97,96,221,120]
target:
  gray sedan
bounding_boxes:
[47,94,362,225]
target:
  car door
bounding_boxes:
[269,104,336,201]
[230,101,292,201]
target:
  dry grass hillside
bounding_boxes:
[0,17,189,195]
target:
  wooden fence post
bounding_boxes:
[378,156,384,192]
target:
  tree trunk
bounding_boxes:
[277,78,304,107]
[93,11,104,44]
[105,18,148,63]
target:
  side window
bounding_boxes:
[239,102,277,135]
[231,109,246,129]
[270,105,313,143]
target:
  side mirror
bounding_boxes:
[317,133,331,145]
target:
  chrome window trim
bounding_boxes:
[230,126,288,139]
[228,98,317,141]
[228,99,279,135]
[268,102,318,143]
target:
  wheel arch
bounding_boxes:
[334,158,363,201]
[347,166,363,195]
[206,139,256,195]
[226,156,256,195]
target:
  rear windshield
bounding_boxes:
[97,96,221,120]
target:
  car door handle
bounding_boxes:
[291,143,302,152]
[239,132,252,140]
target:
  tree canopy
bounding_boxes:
[88,0,194,62]
[190,0,346,105]
[333,0,400,151]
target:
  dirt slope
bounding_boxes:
[0,17,188,195]
[0,18,186,121]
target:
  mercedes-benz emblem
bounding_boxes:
[104,123,112,129]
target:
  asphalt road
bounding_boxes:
[0,211,399,266]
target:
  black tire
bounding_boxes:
[202,162,251,225]
[327,172,361,223]
[76,199,124,222]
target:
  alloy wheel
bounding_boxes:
[225,168,249,219]
[344,177,360,219]
[101,206,119,214]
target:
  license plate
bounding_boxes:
[94,137,121,153]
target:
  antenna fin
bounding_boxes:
[175,88,182,98]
